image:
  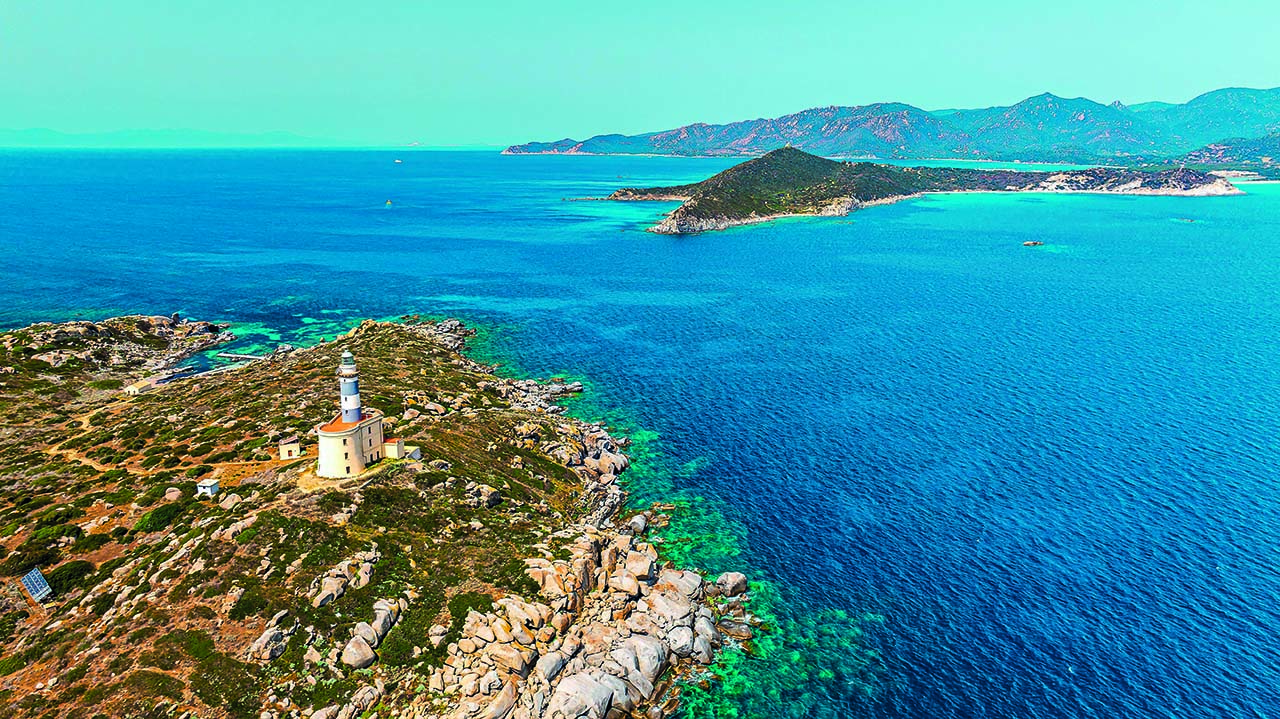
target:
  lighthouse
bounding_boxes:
[315,350,386,478]
[338,350,362,423]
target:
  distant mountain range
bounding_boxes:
[505,87,1280,164]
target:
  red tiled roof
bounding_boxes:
[318,413,367,433]
[316,408,383,434]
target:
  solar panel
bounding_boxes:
[21,566,52,602]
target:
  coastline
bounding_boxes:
[645,194,919,235]
[641,183,1243,235]
[0,314,753,719]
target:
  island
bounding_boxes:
[609,147,1242,234]
[0,315,749,719]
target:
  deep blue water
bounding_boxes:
[2,150,1279,718]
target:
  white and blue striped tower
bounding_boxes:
[337,350,362,423]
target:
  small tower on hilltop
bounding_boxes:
[315,350,387,479]
[337,350,362,423]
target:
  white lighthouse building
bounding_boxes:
[315,351,388,478]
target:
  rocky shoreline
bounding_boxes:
[394,320,753,719]
[6,313,231,371]
[638,194,911,235]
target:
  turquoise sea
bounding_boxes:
[2,150,1279,718]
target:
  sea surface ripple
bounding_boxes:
[1,150,1278,718]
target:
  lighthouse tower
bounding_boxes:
[337,350,362,423]
[315,350,387,478]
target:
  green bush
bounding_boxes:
[123,670,184,700]
[89,594,114,616]
[30,522,83,546]
[45,560,96,596]
[190,652,259,719]
[0,655,24,675]
[228,585,267,620]
[0,547,59,576]
[160,629,214,660]
[35,505,85,528]
[188,605,216,621]
[138,644,181,670]
[0,610,29,643]
[133,502,182,533]
[72,533,113,553]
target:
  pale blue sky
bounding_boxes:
[1,0,1277,146]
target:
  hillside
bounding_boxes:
[944,93,1166,160]
[0,316,749,718]
[1180,134,1280,167]
[505,86,1280,162]
[609,147,1241,234]
[1133,87,1280,148]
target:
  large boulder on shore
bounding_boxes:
[536,651,567,682]
[641,589,693,629]
[545,672,615,719]
[656,568,703,599]
[666,625,695,657]
[482,680,518,719]
[341,635,377,669]
[627,634,669,686]
[489,642,535,677]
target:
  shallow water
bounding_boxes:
[2,149,1279,717]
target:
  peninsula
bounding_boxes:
[0,315,748,719]
[609,147,1242,234]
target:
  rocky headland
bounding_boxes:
[0,314,750,718]
[609,146,1243,234]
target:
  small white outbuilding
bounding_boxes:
[196,478,219,498]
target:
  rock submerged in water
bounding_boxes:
[627,513,647,535]
[716,571,749,597]
[717,619,753,641]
